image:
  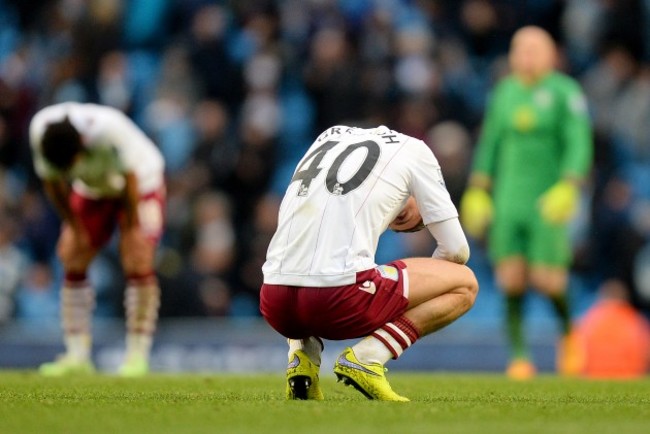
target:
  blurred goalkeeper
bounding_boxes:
[460,26,593,379]
[30,102,165,377]
[261,125,478,401]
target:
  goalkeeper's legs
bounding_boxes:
[496,257,537,379]
[286,337,324,400]
[336,258,478,401]
[531,266,583,376]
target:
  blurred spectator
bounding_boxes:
[144,44,197,173]
[191,191,235,277]
[574,279,650,379]
[14,261,58,325]
[189,99,239,191]
[96,50,133,113]
[0,211,27,324]
[186,4,243,108]
[425,121,472,205]
[304,27,363,131]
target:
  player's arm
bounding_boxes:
[559,82,593,182]
[539,81,593,224]
[405,140,470,264]
[42,178,82,229]
[105,110,146,230]
[459,87,505,237]
[427,218,470,265]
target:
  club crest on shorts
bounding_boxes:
[358,280,377,294]
[376,265,398,281]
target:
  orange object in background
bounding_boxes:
[575,280,650,379]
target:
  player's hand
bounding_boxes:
[390,197,425,232]
[539,180,579,224]
[460,187,493,238]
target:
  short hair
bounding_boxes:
[41,116,83,170]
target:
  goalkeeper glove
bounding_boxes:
[539,180,579,224]
[460,187,493,238]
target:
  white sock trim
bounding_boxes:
[373,329,404,358]
[385,323,412,347]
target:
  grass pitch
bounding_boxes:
[0,372,649,434]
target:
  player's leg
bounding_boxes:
[529,220,582,375]
[495,257,536,379]
[286,337,324,400]
[335,258,478,401]
[40,194,111,376]
[117,192,164,377]
[401,258,479,334]
[118,235,159,377]
[490,215,535,378]
[530,266,570,334]
[260,284,324,400]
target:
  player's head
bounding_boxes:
[509,26,557,83]
[41,116,83,170]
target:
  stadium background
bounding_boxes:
[0,0,649,373]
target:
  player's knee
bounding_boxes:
[121,251,154,276]
[456,266,479,313]
[530,268,567,296]
[122,259,152,276]
[464,268,479,307]
[57,241,92,272]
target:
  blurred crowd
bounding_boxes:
[1,0,649,323]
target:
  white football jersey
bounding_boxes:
[30,102,164,198]
[263,125,458,287]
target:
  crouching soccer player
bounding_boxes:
[29,102,165,377]
[260,125,478,401]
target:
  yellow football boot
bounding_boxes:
[506,358,537,380]
[39,354,95,377]
[286,350,324,400]
[118,355,150,377]
[556,332,585,377]
[333,347,409,402]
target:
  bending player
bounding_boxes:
[30,102,165,377]
[460,26,593,379]
[261,125,478,401]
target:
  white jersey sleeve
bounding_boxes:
[29,106,65,181]
[262,125,460,287]
[29,103,164,197]
[403,138,458,225]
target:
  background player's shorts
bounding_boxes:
[260,260,410,340]
[70,186,166,249]
[489,208,571,267]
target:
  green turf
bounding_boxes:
[0,372,649,434]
